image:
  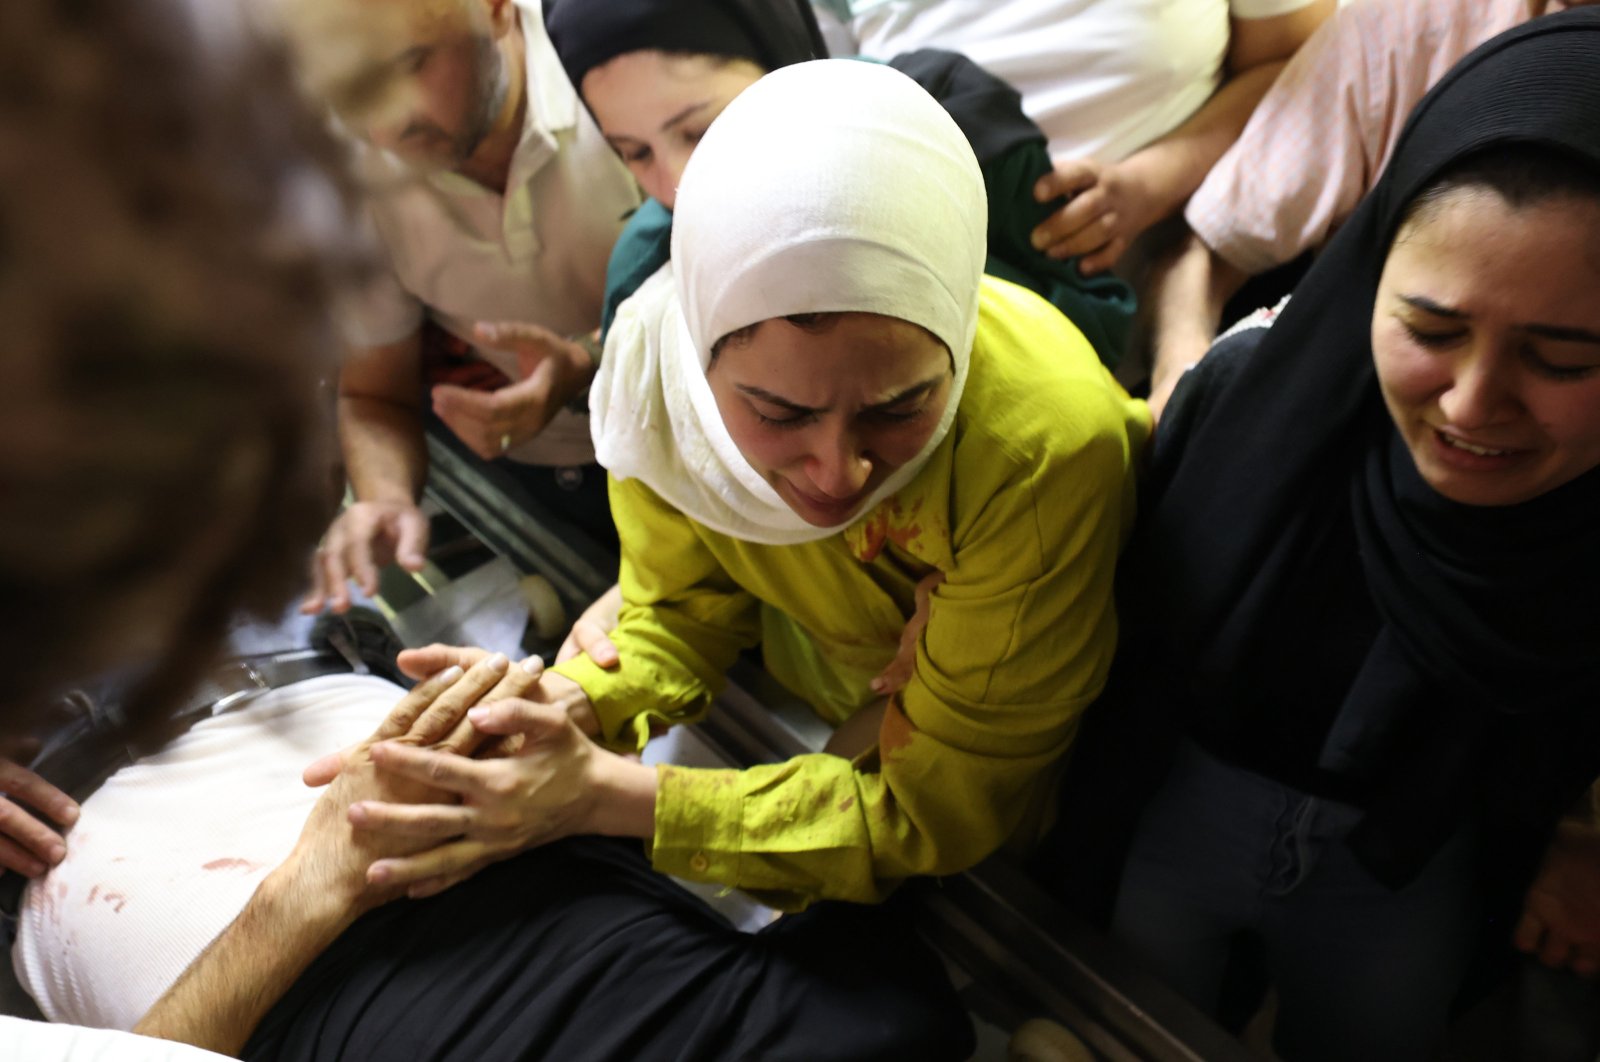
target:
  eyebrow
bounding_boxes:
[604,101,713,154]
[658,100,712,133]
[736,375,947,415]
[1398,293,1600,346]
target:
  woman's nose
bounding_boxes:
[1438,349,1518,429]
[804,430,872,498]
[651,147,694,210]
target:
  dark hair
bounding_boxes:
[0,0,367,739]
[1402,143,1600,230]
[709,312,843,365]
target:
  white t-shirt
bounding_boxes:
[824,0,1319,164]
[340,0,642,468]
[0,1018,233,1062]
[12,675,399,1032]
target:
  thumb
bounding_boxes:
[1035,159,1098,203]
[303,745,353,787]
[392,508,430,571]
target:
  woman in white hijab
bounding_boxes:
[350,60,1149,913]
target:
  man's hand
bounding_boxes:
[1516,820,1600,977]
[430,322,596,461]
[0,757,79,877]
[556,585,623,668]
[1031,159,1156,276]
[301,500,429,615]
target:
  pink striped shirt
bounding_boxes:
[1187,0,1543,274]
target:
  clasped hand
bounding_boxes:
[314,644,631,900]
[282,650,544,915]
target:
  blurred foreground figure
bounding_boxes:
[0,0,355,744]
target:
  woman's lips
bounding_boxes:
[784,480,866,522]
[1428,427,1529,470]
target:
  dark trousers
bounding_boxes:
[243,836,974,1062]
[1111,743,1482,1062]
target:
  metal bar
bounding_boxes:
[422,433,615,607]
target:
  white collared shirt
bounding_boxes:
[341,0,641,467]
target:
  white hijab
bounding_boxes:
[590,59,987,545]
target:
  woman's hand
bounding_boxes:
[352,675,656,898]
[302,647,543,786]
[869,571,944,698]
[0,757,79,877]
[278,652,543,915]
[556,584,623,668]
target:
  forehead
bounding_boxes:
[724,314,948,384]
[1385,190,1600,318]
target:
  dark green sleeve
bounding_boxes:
[600,198,675,341]
[979,143,1137,368]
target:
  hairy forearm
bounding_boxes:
[1114,61,1285,225]
[339,393,427,504]
[134,863,357,1055]
[1148,229,1248,388]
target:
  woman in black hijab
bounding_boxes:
[1040,11,1600,1061]
[542,0,1136,363]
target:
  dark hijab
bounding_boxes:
[544,0,827,93]
[1050,10,1600,909]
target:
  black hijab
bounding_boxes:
[1111,10,1600,894]
[543,0,827,93]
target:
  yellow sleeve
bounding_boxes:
[552,476,761,752]
[650,420,1134,907]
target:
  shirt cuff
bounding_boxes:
[550,656,650,752]
[650,764,743,883]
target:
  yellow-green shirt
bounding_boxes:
[555,276,1150,908]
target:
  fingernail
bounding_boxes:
[485,652,508,671]
[467,707,489,725]
[367,864,390,885]
[870,679,885,693]
[348,803,369,824]
[61,803,80,826]
[521,655,544,674]
[46,844,65,864]
[438,665,464,682]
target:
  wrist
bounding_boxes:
[587,755,657,840]
[1114,147,1189,226]
[543,670,601,736]
[262,853,369,938]
[560,334,600,415]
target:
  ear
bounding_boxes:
[483,0,517,38]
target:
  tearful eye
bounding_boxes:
[754,410,815,429]
[1400,320,1465,349]
[870,405,926,424]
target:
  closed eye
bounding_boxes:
[1400,320,1465,349]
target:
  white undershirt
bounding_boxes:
[11,675,400,1032]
